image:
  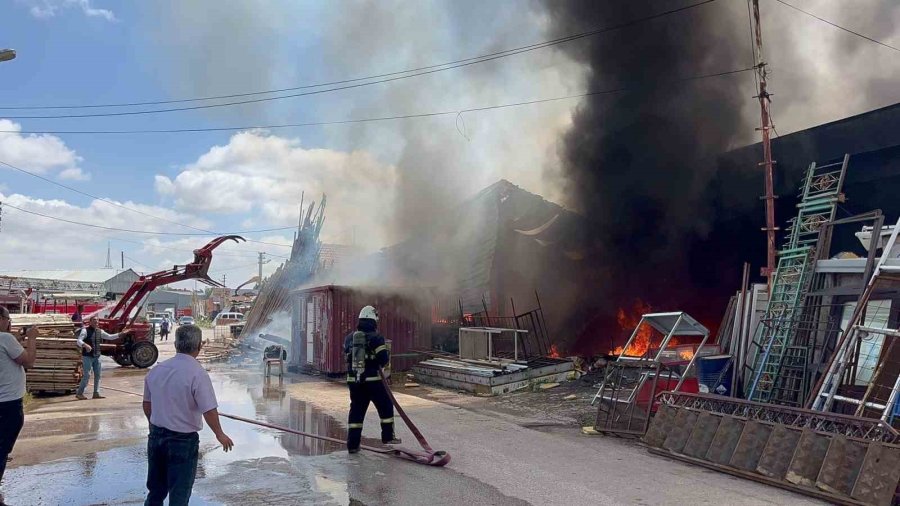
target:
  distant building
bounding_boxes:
[0,269,141,315]
[0,269,140,297]
[145,288,196,316]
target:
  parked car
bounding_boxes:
[178,316,195,325]
[212,312,244,326]
[148,316,164,328]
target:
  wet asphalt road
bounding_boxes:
[4,340,524,506]
[3,337,823,505]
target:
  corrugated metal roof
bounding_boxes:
[0,269,135,283]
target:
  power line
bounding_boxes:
[773,0,900,53]
[0,158,223,234]
[6,66,755,136]
[102,234,259,258]
[123,254,153,271]
[1,202,295,241]
[209,261,263,275]
[0,1,717,119]
[1,158,302,248]
[0,0,715,113]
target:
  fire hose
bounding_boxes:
[103,371,450,467]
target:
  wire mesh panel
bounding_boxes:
[594,361,665,436]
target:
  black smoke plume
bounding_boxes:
[542,1,752,350]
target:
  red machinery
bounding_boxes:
[99,235,245,368]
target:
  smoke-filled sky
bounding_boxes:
[0,0,898,289]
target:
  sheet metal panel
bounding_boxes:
[643,404,676,448]
[682,412,722,459]
[815,435,867,496]
[729,421,773,471]
[851,442,900,506]
[705,416,745,465]
[757,425,801,479]
[662,408,698,453]
[786,429,831,487]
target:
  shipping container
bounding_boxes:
[291,285,430,375]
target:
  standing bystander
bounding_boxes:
[0,307,37,506]
[159,318,170,341]
[75,317,129,400]
[142,324,233,506]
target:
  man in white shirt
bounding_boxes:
[142,324,233,506]
[75,316,129,400]
[0,307,37,506]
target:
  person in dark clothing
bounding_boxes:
[75,317,130,400]
[71,305,84,326]
[343,305,400,453]
[160,319,170,341]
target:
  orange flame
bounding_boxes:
[679,349,695,361]
[609,300,685,356]
[548,344,561,358]
[611,300,652,356]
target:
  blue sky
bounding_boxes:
[1,0,898,285]
[0,0,579,282]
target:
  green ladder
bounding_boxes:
[745,155,848,404]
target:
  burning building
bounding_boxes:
[377,179,596,352]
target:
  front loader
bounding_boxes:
[95,235,244,368]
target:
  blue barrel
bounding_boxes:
[696,355,733,396]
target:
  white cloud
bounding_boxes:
[156,130,398,247]
[58,167,90,181]
[0,192,240,274]
[0,119,90,180]
[21,0,116,22]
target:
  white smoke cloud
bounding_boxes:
[154,130,398,247]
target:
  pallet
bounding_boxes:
[11,321,83,393]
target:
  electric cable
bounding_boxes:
[0,0,716,113]
[6,66,755,135]
[772,0,900,53]
[2,202,293,242]
[1,158,299,248]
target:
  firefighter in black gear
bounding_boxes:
[344,305,400,453]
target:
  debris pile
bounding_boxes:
[241,196,326,339]
[412,349,573,396]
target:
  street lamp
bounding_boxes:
[0,49,16,63]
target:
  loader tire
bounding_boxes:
[131,342,159,368]
[113,352,133,367]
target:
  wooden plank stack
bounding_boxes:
[9,315,83,394]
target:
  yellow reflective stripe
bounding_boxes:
[348,423,364,429]
[381,417,394,424]
[374,345,387,354]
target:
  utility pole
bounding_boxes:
[258,252,265,286]
[752,0,777,287]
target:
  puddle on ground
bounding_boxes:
[4,357,367,505]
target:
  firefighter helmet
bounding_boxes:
[358,305,379,321]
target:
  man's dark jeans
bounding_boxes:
[145,424,199,506]
[0,398,24,485]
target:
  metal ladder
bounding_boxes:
[812,215,900,413]
[745,155,848,403]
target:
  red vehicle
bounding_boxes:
[98,235,244,368]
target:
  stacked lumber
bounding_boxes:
[10,318,82,393]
